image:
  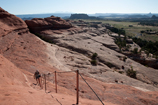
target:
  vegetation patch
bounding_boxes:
[34,33,55,44]
[133,48,138,54]
[90,60,97,66]
[114,31,127,51]
[123,56,127,62]
[105,62,118,68]
[90,53,98,66]
[132,37,158,57]
[126,66,137,79]
[91,53,98,60]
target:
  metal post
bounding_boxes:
[55,71,57,93]
[76,70,79,105]
[44,74,46,92]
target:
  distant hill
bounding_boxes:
[94,13,158,19]
[152,15,158,19]
[16,13,71,20]
[127,15,149,18]
[98,14,150,19]
[69,14,100,19]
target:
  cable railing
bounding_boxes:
[79,72,105,105]
[42,70,104,105]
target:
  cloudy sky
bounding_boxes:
[1,0,158,14]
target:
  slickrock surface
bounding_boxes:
[37,21,158,92]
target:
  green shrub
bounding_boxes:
[90,60,97,66]
[92,53,98,60]
[133,48,138,54]
[90,53,98,66]
[127,45,131,49]
[123,56,127,62]
[106,62,114,68]
[119,71,124,74]
[126,66,136,79]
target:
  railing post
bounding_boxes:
[55,71,57,93]
[76,70,79,105]
[44,74,46,92]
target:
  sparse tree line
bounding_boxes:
[132,37,158,58]
[138,21,158,26]
[108,27,126,35]
[108,25,158,58]
[140,29,158,34]
[136,15,158,26]
[107,15,158,27]
[106,26,128,51]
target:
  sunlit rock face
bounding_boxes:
[25,16,72,33]
[0,7,28,37]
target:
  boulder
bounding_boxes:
[25,16,72,33]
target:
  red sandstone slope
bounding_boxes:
[0,53,116,104]
[0,54,26,86]
[0,7,54,74]
[0,54,110,105]
[0,52,158,105]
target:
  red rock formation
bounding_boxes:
[25,16,72,33]
[0,7,49,73]
[0,7,28,37]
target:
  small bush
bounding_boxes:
[90,60,97,66]
[90,53,98,66]
[106,62,114,68]
[119,71,124,74]
[92,53,98,60]
[133,48,138,54]
[123,56,127,62]
[126,66,136,79]
[127,45,131,49]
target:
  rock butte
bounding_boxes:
[0,7,158,105]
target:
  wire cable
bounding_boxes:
[55,71,76,73]
[79,73,105,105]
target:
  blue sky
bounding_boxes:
[1,0,158,15]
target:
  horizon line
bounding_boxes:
[15,12,158,15]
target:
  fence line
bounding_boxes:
[79,72,105,105]
[55,71,75,73]
[76,70,79,104]
[44,74,47,92]
[42,70,104,105]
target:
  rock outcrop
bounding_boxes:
[69,14,100,19]
[0,7,28,37]
[25,16,72,33]
[0,7,51,73]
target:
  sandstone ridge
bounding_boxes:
[0,7,28,37]
[25,16,72,33]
